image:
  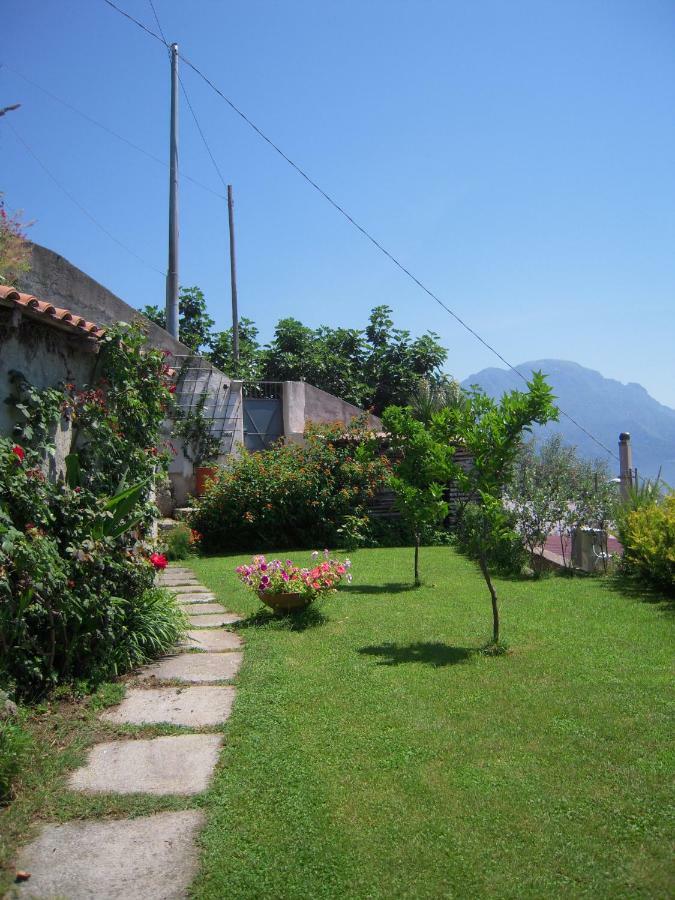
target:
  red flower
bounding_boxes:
[168,385,177,394]
[150,552,168,570]
[11,445,25,463]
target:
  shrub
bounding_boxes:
[165,523,192,560]
[191,420,391,552]
[617,493,675,592]
[0,322,179,697]
[111,587,187,673]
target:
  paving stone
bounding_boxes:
[13,809,205,900]
[175,592,217,602]
[162,583,204,591]
[183,629,244,652]
[179,602,225,614]
[140,652,243,683]
[168,584,211,594]
[69,733,223,795]
[161,578,202,588]
[189,612,242,627]
[101,686,236,727]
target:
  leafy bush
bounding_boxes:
[191,420,391,552]
[453,503,528,577]
[111,587,187,673]
[165,523,193,560]
[617,493,675,592]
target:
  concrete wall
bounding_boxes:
[282,382,381,443]
[0,305,98,478]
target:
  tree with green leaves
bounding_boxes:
[437,372,558,646]
[209,317,264,381]
[140,285,214,353]
[381,405,456,585]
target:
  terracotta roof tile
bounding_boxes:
[0,284,105,339]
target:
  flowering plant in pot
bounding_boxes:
[235,551,352,612]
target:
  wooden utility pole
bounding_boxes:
[227,184,240,364]
[165,42,179,339]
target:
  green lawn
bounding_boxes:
[188,547,674,899]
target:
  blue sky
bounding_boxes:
[3,0,675,406]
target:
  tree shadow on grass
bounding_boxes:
[236,605,328,632]
[341,582,420,595]
[358,642,475,667]
[603,575,675,615]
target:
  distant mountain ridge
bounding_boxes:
[461,359,675,485]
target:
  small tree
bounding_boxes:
[509,437,617,572]
[440,372,558,646]
[380,405,456,585]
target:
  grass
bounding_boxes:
[186,546,674,899]
[1,548,671,898]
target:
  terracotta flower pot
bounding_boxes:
[258,591,311,613]
[195,465,218,496]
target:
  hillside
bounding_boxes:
[462,360,675,485]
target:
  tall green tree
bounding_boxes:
[140,286,214,353]
[209,317,264,381]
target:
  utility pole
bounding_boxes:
[227,184,240,365]
[619,432,633,501]
[165,42,179,339]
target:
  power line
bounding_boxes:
[2,64,226,200]
[7,121,166,277]
[101,0,619,460]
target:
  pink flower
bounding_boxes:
[150,552,168,570]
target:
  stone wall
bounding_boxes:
[0,305,98,479]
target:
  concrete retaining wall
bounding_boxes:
[282,382,381,442]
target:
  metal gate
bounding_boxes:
[243,383,283,450]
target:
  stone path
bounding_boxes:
[13,566,242,899]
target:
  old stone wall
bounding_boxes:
[0,306,98,478]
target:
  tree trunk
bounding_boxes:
[414,533,420,586]
[478,554,500,644]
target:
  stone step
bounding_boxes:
[182,629,244,652]
[166,584,211,594]
[13,810,205,900]
[140,651,243,684]
[101,686,236,727]
[188,612,242,627]
[157,575,206,590]
[179,602,225,615]
[69,733,223,795]
[175,593,218,603]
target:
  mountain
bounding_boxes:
[462,360,675,486]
